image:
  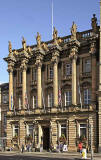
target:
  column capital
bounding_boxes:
[35,55,43,68]
[69,47,78,60]
[51,50,59,64]
[20,59,28,71]
[7,63,14,73]
[89,39,97,56]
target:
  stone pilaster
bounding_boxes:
[51,51,59,107]
[19,119,26,147]
[69,47,78,105]
[98,0,101,152]
[8,67,13,110]
[38,124,42,148]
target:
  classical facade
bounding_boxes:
[4,14,101,152]
[0,83,9,148]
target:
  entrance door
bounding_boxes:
[43,127,50,150]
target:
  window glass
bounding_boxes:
[50,66,53,79]
[13,124,19,137]
[33,95,37,108]
[3,94,8,104]
[84,89,91,104]
[84,59,91,73]
[48,93,53,107]
[66,64,72,76]
[32,68,37,81]
[61,124,66,138]
[65,91,72,106]
[80,124,87,138]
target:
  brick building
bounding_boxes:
[4,13,101,152]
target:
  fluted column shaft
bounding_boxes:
[72,58,77,105]
[37,64,42,108]
[22,68,26,109]
[53,61,58,107]
[9,70,13,110]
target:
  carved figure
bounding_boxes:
[8,41,12,54]
[71,22,77,40]
[22,36,26,50]
[36,32,41,47]
[53,27,58,40]
[91,14,97,32]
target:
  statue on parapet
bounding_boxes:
[53,27,58,40]
[71,21,77,41]
[8,41,12,54]
[36,32,41,48]
[22,36,26,50]
[91,14,97,33]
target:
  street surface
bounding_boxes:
[0,151,101,160]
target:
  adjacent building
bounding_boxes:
[4,13,101,152]
[0,83,9,148]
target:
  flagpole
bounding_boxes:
[52,0,53,39]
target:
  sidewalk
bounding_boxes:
[0,150,101,160]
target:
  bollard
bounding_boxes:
[82,148,87,159]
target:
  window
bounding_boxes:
[49,66,53,79]
[3,94,8,104]
[84,59,91,73]
[19,97,22,109]
[32,68,37,81]
[19,71,22,84]
[13,124,19,137]
[27,124,33,136]
[61,124,66,138]
[66,64,72,76]
[65,91,72,106]
[48,93,53,107]
[33,95,37,108]
[3,114,7,128]
[84,89,91,104]
[79,124,87,138]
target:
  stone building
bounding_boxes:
[4,13,101,152]
[0,83,9,148]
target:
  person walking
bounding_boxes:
[78,142,83,154]
[21,144,24,153]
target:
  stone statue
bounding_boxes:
[53,27,58,40]
[8,41,12,54]
[22,36,26,50]
[71,22,77,40]
[91,14,97,33]
[36,32,41,48]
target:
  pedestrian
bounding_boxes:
[78,141,83,154]
[21,144,24,153]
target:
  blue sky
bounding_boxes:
[0,0,100,83]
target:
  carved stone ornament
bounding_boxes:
[8,41,12,55]
[53,27,58,45]
[71,22,77,41]
[7,62,14,73]
[89,42,96,55]
[20,59,27,70]
[22,36,26,50]
[35,55,43,67]
[42,43,48,51]
[36,32,41,48]
[91,14,97,33]
[69,47,78,60]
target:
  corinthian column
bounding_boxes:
[8,67,13,110]
[52,52,59,107]
[69,48,78,105]
[53,61,58,107]
[21,60,27,109]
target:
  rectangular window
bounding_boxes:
[48,93,53,107]
[49,66,53,79]
[4,114,7,128]
[66,64,72,76]
[84,89,91,104]
[3,94,8,104]
[84,59,91,73]
[19,71,22,84]
[79,124,87,138]
[27,125,33,136]
[65,91,72,106]
[61,124,66,138]
[13,124,19,137]
[32,68,37,81]
[19,97,22,109]
[33,95,37,108]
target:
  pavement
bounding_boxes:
[0,150,101,160]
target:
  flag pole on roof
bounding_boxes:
[52,0,53,39]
